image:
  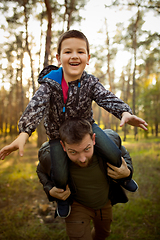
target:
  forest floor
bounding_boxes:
[0,135,160,240]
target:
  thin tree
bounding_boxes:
[37,0,53,147]
[23,1,35,95]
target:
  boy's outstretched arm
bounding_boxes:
[120,112,148,131]
[0,132,29,160]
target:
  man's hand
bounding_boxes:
[0,132,29,160]
[120,112,148,131]
[107,157,130,179]
[49,185,71,200]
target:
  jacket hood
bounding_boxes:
[38,65,61,84]
[38,65,89,86]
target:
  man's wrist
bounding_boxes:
[49,187,55,197]
[126,168,130,178]
[125,168,132,180]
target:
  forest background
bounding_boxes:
[0,1,160,239]
[0,0,160,145]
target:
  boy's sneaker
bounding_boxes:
[57,199,71,218]
[120,179,138,192]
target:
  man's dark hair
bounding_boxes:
[59,118,93,144]
[57,30,90,55]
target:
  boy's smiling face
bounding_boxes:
[56,38,90,83]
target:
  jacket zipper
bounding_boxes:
[76,80,81,106]
[61,85,70,118]
[61,80,80,119]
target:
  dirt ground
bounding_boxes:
[0,139,65,227]
[0,137,160,240]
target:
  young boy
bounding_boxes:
[0,30,147,218]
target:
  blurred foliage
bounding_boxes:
[0,136,160,239]
[0,0,160,141]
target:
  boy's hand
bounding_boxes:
[120,112,148,131]
[49,185,71,200]
[0,132,29,160]
[107,157,130,179]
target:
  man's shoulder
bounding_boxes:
[38,141,51,172]
[103,129,121,148]
[103,129,118,136]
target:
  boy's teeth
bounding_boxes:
[70,63,79,66]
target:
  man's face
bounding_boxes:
[61,133,95,168]
[56,38,90,83]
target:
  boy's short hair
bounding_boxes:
[59,118,93,144]
[57,30,90,55]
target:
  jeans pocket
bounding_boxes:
[66,221,85,238]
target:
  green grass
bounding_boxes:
[108,139,160,240]
[0,136,160,239]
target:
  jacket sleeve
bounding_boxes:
[92,81,132,119]
[36,162,56,202]
[18,83,52,136]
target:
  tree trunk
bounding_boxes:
[43,0,52,68]
[24,3,35,94]
[155,122,158,137]
[105,20,112,92]
[123,62,131,141]
[37,0,52,147]
[64,0,75,31]
[37,13,43,75]
[132,10,140,140]
[20,51,24,113]
[67,0,75,30]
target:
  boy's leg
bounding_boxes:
[92,124,138,192]
[49,139,68,189]
[92,123,122,167]
[49,139,71,218]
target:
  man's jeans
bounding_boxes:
[65,200,112,240]
[50,123,122,190]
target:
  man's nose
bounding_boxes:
[79,154,86,163]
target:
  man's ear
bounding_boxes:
[56,54,61,67]
[92,133,96,145]
[60,140,66,152]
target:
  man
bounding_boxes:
[37,118,135,240]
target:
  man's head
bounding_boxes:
[59,118,95,167]
[56,30,90,82]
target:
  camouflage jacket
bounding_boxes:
[18,66,132,139]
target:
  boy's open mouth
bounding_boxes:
[69,63,80,66]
